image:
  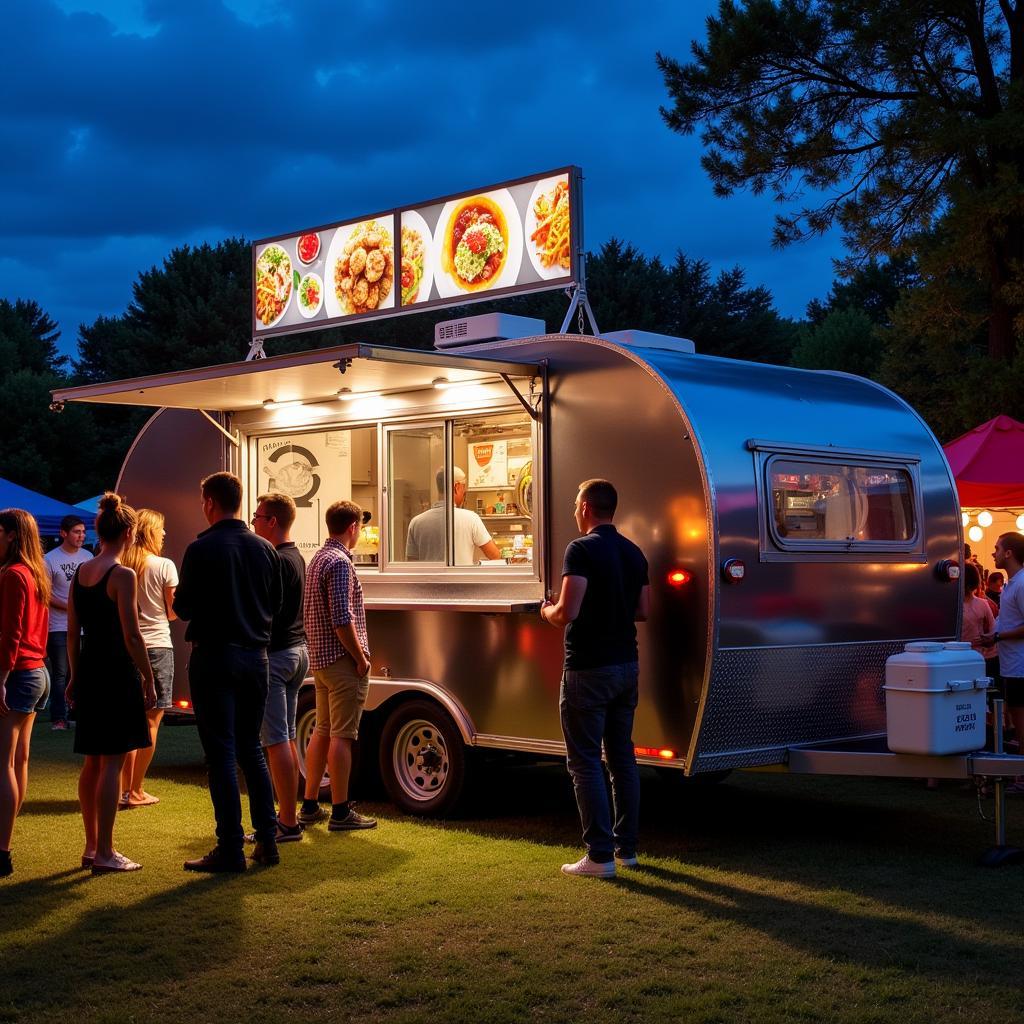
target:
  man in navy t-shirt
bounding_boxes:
[541,478,649,878]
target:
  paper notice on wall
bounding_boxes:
[469,440,508,488]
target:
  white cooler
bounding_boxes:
[883,641,991,755]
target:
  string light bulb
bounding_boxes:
[978,510,993,527]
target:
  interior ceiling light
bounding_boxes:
[263,398,301,410]
[432,377,450,390]
[337,388,353,401]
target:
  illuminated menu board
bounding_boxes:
[252,167,581,338]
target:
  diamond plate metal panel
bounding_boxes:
[693,640,930,771]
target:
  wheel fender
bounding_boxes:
[363,678,476,745]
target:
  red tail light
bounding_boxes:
[666,569,692,588]
[176,699,191,709]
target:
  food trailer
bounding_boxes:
[51,317,994,815]
[48,164,1024,862]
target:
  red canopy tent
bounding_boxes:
[943,415,1024,508]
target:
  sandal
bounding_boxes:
[117,792,131,810]
[127,792,160,807]
[81,854,95,868]
[91,852,142,874]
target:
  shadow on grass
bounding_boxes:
[1,836,412,1020]
[612,863,1022,995]
[18,798,81,816]
[421,762,1024,925]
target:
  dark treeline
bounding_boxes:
[2,234,1021,504]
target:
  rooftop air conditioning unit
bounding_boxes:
[602,330,696,354]
[434,313,546,350]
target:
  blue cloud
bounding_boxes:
[4,1,844,357]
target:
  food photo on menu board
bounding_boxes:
[253,168,578,335]
[324,216,396,318]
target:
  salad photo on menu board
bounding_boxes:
[434,188,523,298]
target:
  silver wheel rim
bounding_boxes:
[391,718,450,803]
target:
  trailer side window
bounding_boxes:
[768,459,915,545]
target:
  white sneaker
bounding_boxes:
[560,855,616,878]
[614,853,639,867]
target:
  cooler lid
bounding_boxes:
[905,641,944,653]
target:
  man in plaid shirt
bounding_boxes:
[298,500,376,831]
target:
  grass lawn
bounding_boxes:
[2,725,1024,1024]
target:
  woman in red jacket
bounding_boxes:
[0,509,51,878]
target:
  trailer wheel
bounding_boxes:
[379,699,466,817]
[295,687,329,799]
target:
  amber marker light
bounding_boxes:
[635,746,678,759]
[666,569,692,588]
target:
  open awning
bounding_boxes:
[50,343,541,413]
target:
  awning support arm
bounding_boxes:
[197,409,240,448]
[499,374,540,422]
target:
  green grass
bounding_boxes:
[2,726,1024,1024]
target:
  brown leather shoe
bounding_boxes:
[250,840,280,866]
[183,847,247,873]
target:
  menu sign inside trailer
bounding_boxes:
[252,167,582,338]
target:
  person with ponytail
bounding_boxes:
[0,509,51,878]
[119,508,178,808]
[66,493,156,873]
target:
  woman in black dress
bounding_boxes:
[66,494,156,873]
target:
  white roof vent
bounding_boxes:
[603,330,696,354]
[434,313,546,349]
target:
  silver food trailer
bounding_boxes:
[49,318,1024,858]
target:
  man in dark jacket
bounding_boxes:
[174,471,282,872]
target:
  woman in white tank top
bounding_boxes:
[120,509,178,808]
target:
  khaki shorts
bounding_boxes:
[313,657,369,739]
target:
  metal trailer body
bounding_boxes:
[51,331,963,813]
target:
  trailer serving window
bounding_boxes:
[386,410,535,570]
[750,441,923,561]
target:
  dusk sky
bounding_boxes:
[6,1,845,359]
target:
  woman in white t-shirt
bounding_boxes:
[119,509,178,808]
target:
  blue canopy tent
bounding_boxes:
[0,477,97,539]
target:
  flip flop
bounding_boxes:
[117,792,131,810]
[127,793,160,807]
[81,854,95,868]
[92,853,142,874]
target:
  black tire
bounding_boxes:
[295,686,330,799]
[379,699,467,817]
[294,686,379,800]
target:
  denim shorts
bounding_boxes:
[261,645,310,746]
[148,647,175,710]
[5,666,51,715]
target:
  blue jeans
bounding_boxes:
[559,662,640,862]
[189,644,277,851]
[46,633,68,722]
